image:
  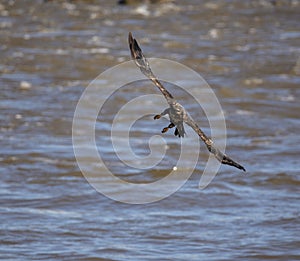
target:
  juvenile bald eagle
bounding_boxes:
[128,32,246,171]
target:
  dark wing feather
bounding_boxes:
[185,116,246,171]
[128,32,174,102]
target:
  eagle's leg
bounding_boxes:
[154,108,169,120]
[161,123,175,133]
[153,108,175,134]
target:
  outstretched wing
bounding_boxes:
[128,32,174,103]
[184,116,246,171]
[128,32,246,172]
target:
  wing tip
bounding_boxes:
[231,161,246,172]
[128,31,142,60]
[239,165,246,172]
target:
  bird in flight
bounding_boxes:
[128,32,246,171]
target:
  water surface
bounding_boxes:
[1,0,300,260]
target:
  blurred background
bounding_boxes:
[1,0,299,260]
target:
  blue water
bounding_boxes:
[1,0,300,260]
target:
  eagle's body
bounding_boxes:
[128,32,246,172]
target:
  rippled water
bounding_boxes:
[1,0,300,260]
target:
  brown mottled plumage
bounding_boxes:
[128,32,246,171]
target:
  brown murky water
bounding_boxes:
[1,0,300,260]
